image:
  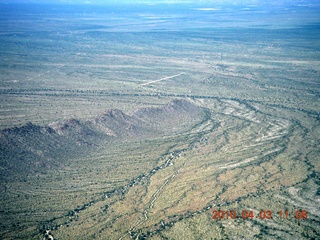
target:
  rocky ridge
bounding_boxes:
[0,99,205,181]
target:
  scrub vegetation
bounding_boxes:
[0,2,319,239]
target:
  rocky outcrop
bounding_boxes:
[0,99,206,181]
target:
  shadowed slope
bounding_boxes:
[0,99,206,182]
[133,99,206,133]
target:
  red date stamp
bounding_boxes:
[212,209,308,220]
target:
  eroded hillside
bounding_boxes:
[0,99,205,182]
[0,2,319,240]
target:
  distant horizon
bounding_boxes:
[0,0,320,6]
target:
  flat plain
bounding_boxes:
[0,3,319,240]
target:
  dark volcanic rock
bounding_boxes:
[3,122,42,136]
[0,99,206,181]
[90,108,153,138]
[49,118,106,145]
[133,99,206,132]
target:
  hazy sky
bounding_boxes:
[0,0,318,5]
